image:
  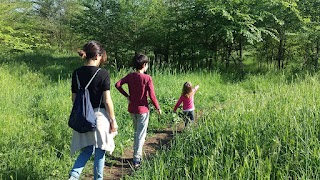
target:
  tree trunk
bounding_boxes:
[115,51,119,70]
[191,47,195,69]
[214,44,218,68]
[154,50,158,62]
[178,49,182,68]
[164,45,169,64]
[238,39,243,68]
[265,40,268,64]
[277,35,284,69]
[225,45,231,68]
[239,40,243,61]
[316,40,319,70]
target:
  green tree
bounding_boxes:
[297,0,320,70]
[0,1,49,52]
[258,0,303,69]
[32,0,82,50]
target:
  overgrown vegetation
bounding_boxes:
[129,72,320,179]
[1,0,320,179]
[1,0,319,70]
[1,52,320,179]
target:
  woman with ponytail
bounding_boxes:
[68,41,117,180]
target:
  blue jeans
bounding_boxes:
[69,145,106,180]
[130,112,149,163]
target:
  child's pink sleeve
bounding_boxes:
[173,96,183,112]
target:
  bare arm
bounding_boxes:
[194,85,200,91]
[103,90,117,132]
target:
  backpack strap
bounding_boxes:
[97,95,103,112]
[76,73,81,89]
[85,68,101,89]
[75,68,101,89]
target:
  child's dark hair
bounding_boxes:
[132,54,149,70]
[78,41,107,64]
[182,82,193,98]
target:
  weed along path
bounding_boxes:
[83,125,183,180]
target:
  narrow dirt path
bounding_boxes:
[83,124,183,180]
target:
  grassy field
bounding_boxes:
[0,52,319,179]
[130,72,320,179]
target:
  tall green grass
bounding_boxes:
[0,53,171,179]
[128,72,320,179]
[0,61,74,179]
[1,53,320,179]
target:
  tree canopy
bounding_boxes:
[1,0,319,71]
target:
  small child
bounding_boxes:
[115,53,161,168]
[173,82,199,127]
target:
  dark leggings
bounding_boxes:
[182,110,195,127]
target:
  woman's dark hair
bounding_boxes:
[101,50,107,65]
[132,54,149,70]
[78,41,106,64]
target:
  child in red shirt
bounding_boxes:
[115,54,161,167]
[173,82,199,127]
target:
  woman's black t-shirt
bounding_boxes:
[71,66,110,108]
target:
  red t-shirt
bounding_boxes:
[115,72,160,114]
